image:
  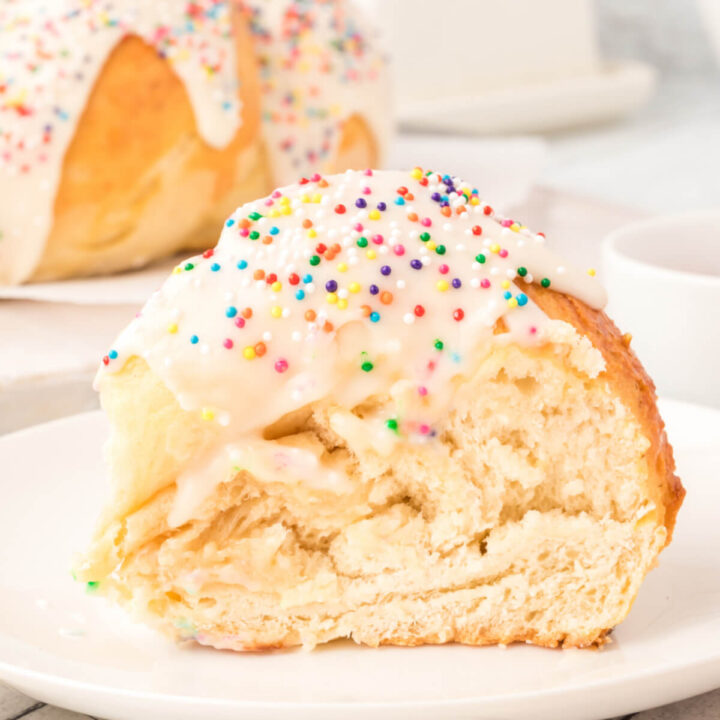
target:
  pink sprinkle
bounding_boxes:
[234,317,245,329]
[240,228,249,237]
[438,264,449,274]
[274,358,289,373]
[421,217,432,227]
[499,249,508,258]
[364,168,373,176]
[393,244,405,256]
[481,278,491,288]
[310,172,321,182]
[418,385,428,397]
[501,219,512,228]
[419,424,430,435]
[264,199,273,206]
[363,186,372,195]
[372,234,384,245]
[529,326,538,335]
[272,190,282,198]
[354,223,364,232]
[223,339,234,349]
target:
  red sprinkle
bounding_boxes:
[334,204,346,214]
[202,248,214,258]
[288,273,300,285]
[453,309,465,322]
[414,304,425,317]
[472,225,482,236]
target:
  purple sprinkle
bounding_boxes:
[377,202,387,211]
[355,198,367,209]
[380,265,391,276]
[452,278,462,289]
[325,279,338,292]
[431,192,442,202]
[369,284,379,295]
[410,259,422,270]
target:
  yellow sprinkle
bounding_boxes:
[281,206,292,215]
[337,262,348,272]
[172,266,182,275]
[490,243,500,253]
[243,346,256,360]
[201,408,215,421]
[311,193,322,203]
[269,209,281,218]
[337,298,348,310]
[436,279,449,292]
[426,241,436,251]
[168,323,178,334]
[326,292,338,304]
[301,194,310,203]
[410,167,423,180]
[271,305,282,318]
[307,228,317,238]
[348,282,361,293]
[280,196,290,205]
[587,268,596,276]
[510,223,520,232]
[501,280,511,289]
[366,249,377,260]
[271,281,282,292]
[507,298,519,309]
[470,196,480,205]
[368,209,381,221]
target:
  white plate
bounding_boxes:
[0,399,719,720]
[397,62,656,135]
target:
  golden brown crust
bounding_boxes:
[525,284,685,543]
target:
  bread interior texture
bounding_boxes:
[81,319,672,650]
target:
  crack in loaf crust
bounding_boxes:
[79,286,683,651]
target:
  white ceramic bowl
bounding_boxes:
[603,211,720,407]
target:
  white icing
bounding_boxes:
[0,0,389,283]
[100,169,608,510]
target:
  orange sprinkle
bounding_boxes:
[302,219,313,229]
[262,236,273,244]
[441,206,452,217]
[323,321,334,333]
[456,205,467,215]
[254,342,266,357]
[242,307,253,319]
[318,179,329,188]
[380,291,393,305]
[253,270,265,280]
[405,193,414,201]
[407,212,418,222]
[331,243,341,253]
[305,309,317,322]
[239,218,251,229]
[360,304,372,317]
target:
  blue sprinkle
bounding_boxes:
[190,335,199,345]
[503,291,512,300]
[517,293,528,306]
[211,263,221,272]
[108,349,118,360]
[302,273,313,283]
[269,226,279,235]
[451,352,461,363]
[370,312,380,322]
[394,196,405,205]
[237,260,248,270]
[225,218,235,227]
[225,306,238,318]
[295,289,305,300]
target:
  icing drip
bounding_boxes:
[246,0,390,184]
[0,0,389,283]
[100,168,607,445]
[0,0,243,284]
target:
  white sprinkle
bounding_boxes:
[396,279,406,289]
[470,277,481,288]
[282,308,291,318]
[338,288,349,299]
[292,331,302,342]
[262,331,272,342]
[403,313,415,324]
[455,243,465,251]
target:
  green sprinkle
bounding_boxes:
[386,418,399,432]
[248,211,262,221]
[249,230,260,240]
[361,361,374,372]
[184,262,195,271]
[357,236,368,248]
[475,253,486,264]
[434,339,444,351]
[435,244,446,255]
[309,255,321,266]
[420,232,431,242]
[86,581,100,593]
[517,266,527,277]
[541,277,551,288]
